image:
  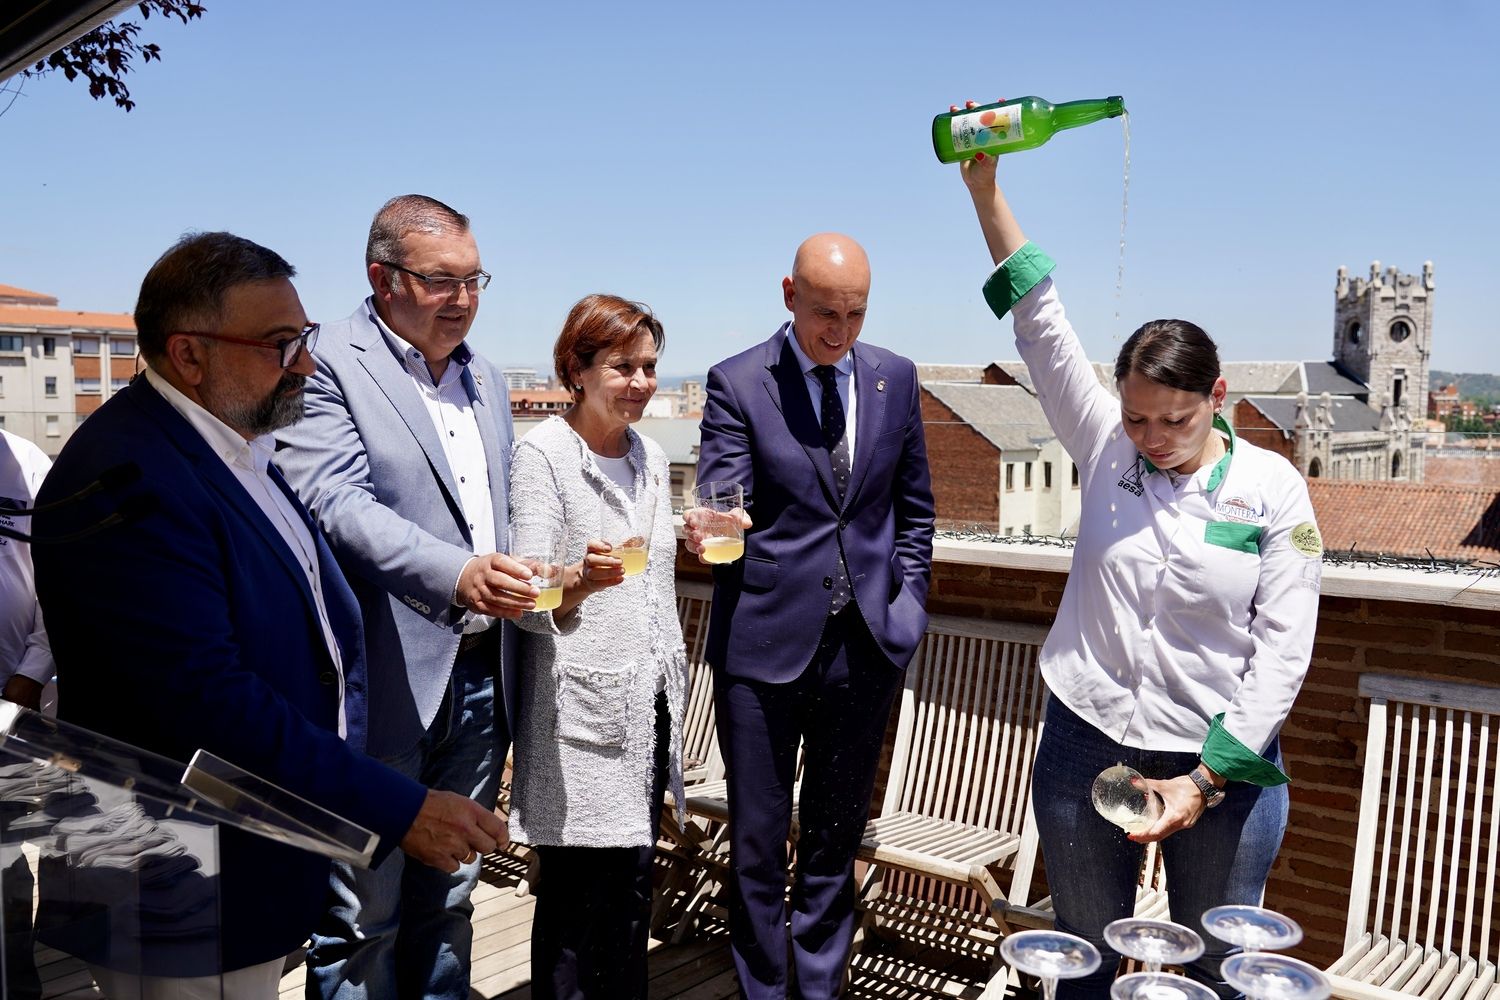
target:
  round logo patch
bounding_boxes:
[1290,522,1323,558]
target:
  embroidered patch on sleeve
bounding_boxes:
[1290,522,1323,558]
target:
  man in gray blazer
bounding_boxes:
[275,195,535,1000]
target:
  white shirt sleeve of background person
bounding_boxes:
[1216,464,1323,756]
[1010,275,1120,469]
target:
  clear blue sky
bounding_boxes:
[2,0,1496,378]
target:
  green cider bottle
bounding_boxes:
[932,95,1125,163]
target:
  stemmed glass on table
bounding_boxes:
[1202,906,1328,1000]
[1000,930,1101,1000]
[1105,918,1210,1000]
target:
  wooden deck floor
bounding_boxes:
[31,851,993,999]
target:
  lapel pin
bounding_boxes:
[475,373,484,386]
[876,379,886,392]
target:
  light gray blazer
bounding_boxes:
[274,299,517,759]
[507,416,686,848]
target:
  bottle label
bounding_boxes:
[950,105,1024,152]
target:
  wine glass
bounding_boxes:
[1111,972,1218,1000]
[1221,953,1330,1000]
[1200,905,1303,954]
[1000,930,1101,1000]
[1105,918,1204,973]
[1092,763,1163,834]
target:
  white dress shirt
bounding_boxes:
[785,326,858,460]
[0,429,54,687]
[369,302,496,633]
[143,367,347,736]
[1006,275,1321,757]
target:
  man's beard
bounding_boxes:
[209,371,307,437]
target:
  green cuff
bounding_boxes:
[981,242,1057,319]
[1200,714,1290,787]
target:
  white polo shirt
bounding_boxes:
[999,270,1321,760]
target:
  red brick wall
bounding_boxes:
[1233,400,1296,463]
[921,391,1001,530]
[672,539,1500,968]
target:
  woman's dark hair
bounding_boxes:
[1113,319,1221,395]
[554,294,665,395]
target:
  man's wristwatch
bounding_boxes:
[1189,768,1225,809]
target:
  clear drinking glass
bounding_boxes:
[601,480,656,578]
[1220,954,1330,1000]
[509,522,566,612]
[1200,905,1303,954]
[1104,918,1204,973]
[1092,763,1164,834]
[1000,929,1102,1000]
[689,480,745,565]
[1111,972,1219,1000]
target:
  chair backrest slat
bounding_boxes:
[1344,675,1500,971]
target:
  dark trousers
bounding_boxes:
[531,692,670,1000]
[715,607,903,1000]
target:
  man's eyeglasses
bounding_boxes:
[380,262,492,296]
[170,324,320,369]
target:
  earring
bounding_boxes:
[573,385,584,393]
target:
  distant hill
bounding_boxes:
[1429,371,1500,400]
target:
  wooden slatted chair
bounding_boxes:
[1325,674,1500,1000]
[853,615,1051,997]
[676,580,723,787]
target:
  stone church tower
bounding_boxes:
[1330,260,1434,482]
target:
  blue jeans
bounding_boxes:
[306,644,504,1000]
[1030,696,1288,1000]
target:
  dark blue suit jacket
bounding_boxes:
[33,377,427,973]
[697,326,934,681]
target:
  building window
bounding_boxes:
[45,415,60,437]
[1044,462,1053,489]
[0,416,5,427]
[1072,464,1080,487]
[1308,457,1322,478]
[110,339,137,356]
[1392,372,1405,408]
[42,336,56,357]
[44,376,57,398]
[1389,320,1411,343]
[77,378,101,394]
[1391,451,1402,479]
[111,377,130,392]
[1346,320,1361,345]
[0,336,22,353]
[1024,462,1033,489]
[1005,464,1015,491]
[73,337,99,355]
[1003,526,1013,537]
[1022,523,1032,535]
[0,374,5,397]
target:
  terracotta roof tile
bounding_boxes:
[0,284,55,303]
[0,304,135,332]
[1307,479,1500,562]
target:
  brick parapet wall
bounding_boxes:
[673,534,1500,968]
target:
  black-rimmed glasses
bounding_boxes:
[379,262,492,295]
[170,323,320,369]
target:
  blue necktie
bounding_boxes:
[813,365,852,613]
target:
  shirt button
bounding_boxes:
[823,576,833,589]
[319,671,336,686]
[839,519,848,530]
[460,476,466,483]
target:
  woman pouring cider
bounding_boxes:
[954,101,1322,998]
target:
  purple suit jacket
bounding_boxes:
[697,325,935,681]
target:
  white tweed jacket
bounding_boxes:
[507,416,687,847]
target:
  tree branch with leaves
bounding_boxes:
[20,0,207,112]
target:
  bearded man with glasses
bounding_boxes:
[275,195,533,1000]
[32,231,505,999]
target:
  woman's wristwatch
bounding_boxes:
[1189,768,1225,809]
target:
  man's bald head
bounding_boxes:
[783,233,871,367]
